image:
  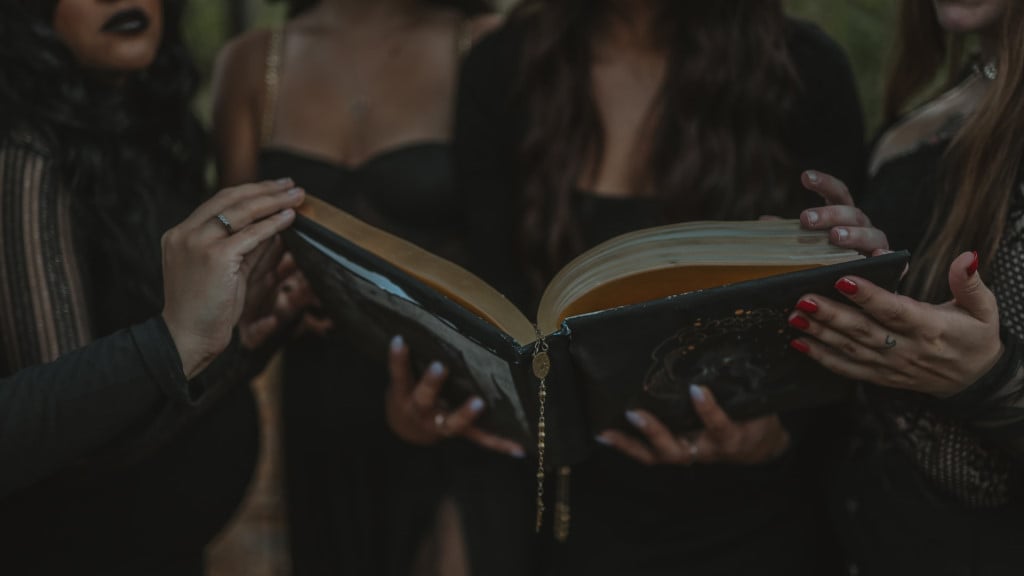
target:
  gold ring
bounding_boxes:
[215,213,234,234]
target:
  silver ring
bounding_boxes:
[882,334,897,350]
[434,412,446,431]
[215,213,234,235]
[689,442,699,462]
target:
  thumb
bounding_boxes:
[948,251,997,321]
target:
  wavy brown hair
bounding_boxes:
[892,0,1024,300]
[511,0,800,287]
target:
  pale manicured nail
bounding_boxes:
[287,187,302,196]
[390,335,404,352]
[428,361,445,377]
[468,397,485,413]
[689,385,705,403]
[805,210,819,225]
[807,171,820,183]
[625,410,646,429]
[276,177,293,185]
[595,435,613,446]
[509,447,526,459]
[835,228,850,241]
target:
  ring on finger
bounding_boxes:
[689,442,699,463]
[434,412,447,435]
[215,213,234,235]
[879,334,897,351]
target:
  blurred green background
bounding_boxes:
[184,0,899,134]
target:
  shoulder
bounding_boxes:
[212,28,275,101]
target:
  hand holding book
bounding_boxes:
[596,385,790,466]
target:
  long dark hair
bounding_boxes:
[888,0,1024,300]
[275,0,494,17]
[0,0,205,317]
[512,0,800,285]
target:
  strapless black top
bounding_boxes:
[260,143,466,264]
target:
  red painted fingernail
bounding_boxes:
[967,251,979,277]
[835,278,858,295]
[790,340,810,354]
[788,315,810,330]
[796,299,818,314]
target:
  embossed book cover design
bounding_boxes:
[286,195,909,466]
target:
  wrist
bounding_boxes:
[162,313,208,380]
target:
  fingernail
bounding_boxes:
[834,228,850,242]
[688,385,705,403]
[788,314,810,330]
[390,335,404,352]
[806,171,820,183]
[287,187,302,196]
[428,361,445,377]
[276,177,293,186]
[967,251,979,277]
[835,277,858,295]
[790,339,810,354]
[805,210,820,226]
[468,397,485,413]
[509,448,526,459]
[595,435,613,447]
[279,208,295,218]
[796,299,818,314]
[625,410,646,429]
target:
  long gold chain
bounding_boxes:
[531,326,550,533]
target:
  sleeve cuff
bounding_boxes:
[129,317,202,405]
[939,326,1023,420]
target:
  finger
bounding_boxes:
[241,314,279,350]
[442,396,486,435]
[245,234,285,283]
[463,426,527,459]
[801,170,852,206]
[801,205,871,231]
[276,252,298,278]
[679,433,720,464]
[182,178,295,231]
[689,386,739,443]
[596,430,657,466]
[199,187,305,243]
[790,337,911,390]
[625,410,687,463]
[411,361,447,413]
[829,276,927,334]
[788,296,892,362]
[387,335,414,394]
[758,214,782,221]
[225,208,297,261]
[948,251,999,323]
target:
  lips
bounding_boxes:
[101,8,151,35]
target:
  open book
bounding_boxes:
[286,195,909,467]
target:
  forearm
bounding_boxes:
[0,316,191,498]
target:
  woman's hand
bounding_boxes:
[162,179,304,379]
[789,251,1003,398]
[238,251,328,349]
[596,386,790,466]
[799,170,889,256]
[386,336,526,458]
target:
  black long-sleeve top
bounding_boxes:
[452,17,865,576]
[0,132,261,574]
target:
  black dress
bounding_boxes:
[452,18,865,576]
[0,131,262,575]
[260,144,462,576]
[832,103,1024,576]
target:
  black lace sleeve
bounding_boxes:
[940,327,1024,462]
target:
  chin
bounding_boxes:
[82,41,161,73]
[933,1,1006,33]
